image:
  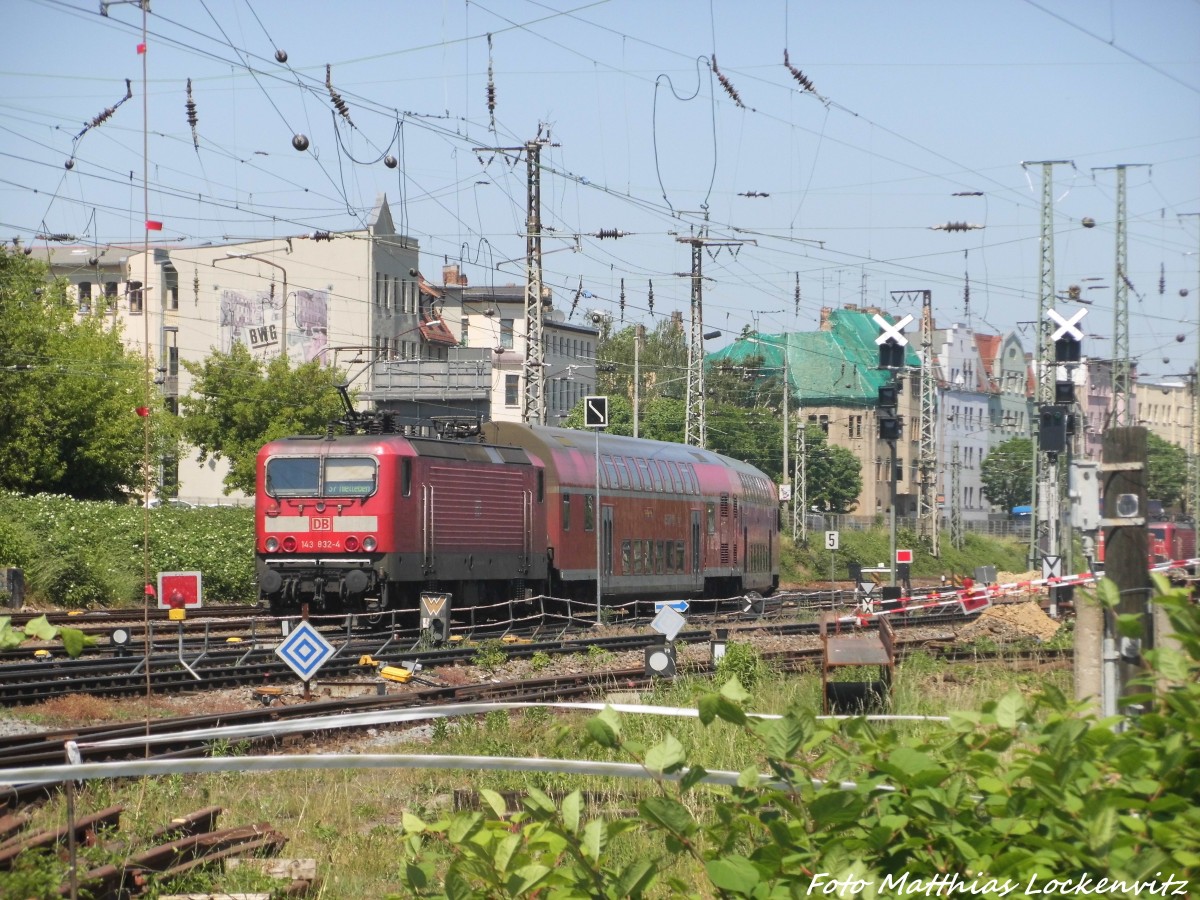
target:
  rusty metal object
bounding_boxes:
[0,803,123,869]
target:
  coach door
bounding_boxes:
[601,505,613,580]
[691,509,702,576]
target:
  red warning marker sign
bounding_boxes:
[896,549,913,564]
[156,571,202,610]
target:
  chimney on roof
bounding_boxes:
[442,264,468,286]
[819,306,833,330]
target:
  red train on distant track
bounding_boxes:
[255,419,780,616]
[1096,519,1196,569]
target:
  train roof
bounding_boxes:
[480,422,773,480]
[259,432,539,467]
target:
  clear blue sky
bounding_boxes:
[2,0,1198,371]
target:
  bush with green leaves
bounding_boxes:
[714,640,767,691]
[0,491,253,606]
[396,576,1200,898]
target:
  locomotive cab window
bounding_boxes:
[584,494,595,531]
[706,502,716,534]
[266,457,320,497]
[324,457,377,497]
[401,459,412,497]
[562,494,571,531]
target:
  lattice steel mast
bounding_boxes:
[680,231,744,447]
[1094,164,1149,427]
[522,137,547,425]
[1183,212,1200,517]
[918,291,939,556]
[682,231,707,447]
[1024,160,1072,566]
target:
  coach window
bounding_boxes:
[675,540,685,573]
[653,460,668,492]
[562,494,571,531]
[621,540,631,575]
[602,455,619,487]
[614,457,631,489]
[636,458,653,491]
[655,541,665,574]
[667,461,683,493]
[632,539,643,575]
[401,459,412,497]
[584,494,595,531]
[706,502,716,534]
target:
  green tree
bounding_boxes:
[180,343,348,494]
[802,424,862,513]
[1146,431,1188,511]
[980,435,1033,513]
[0,248,158,501]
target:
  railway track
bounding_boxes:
[0,642,1071,810]
[0,599,991,705]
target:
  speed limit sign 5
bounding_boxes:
[824,531,840,551]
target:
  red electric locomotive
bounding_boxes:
[255,421,780,616]
[255,432,547,615]
[1095,519,1196,569]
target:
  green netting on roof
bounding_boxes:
[705,308,920,407]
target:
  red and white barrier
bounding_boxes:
[854,556,1200,625]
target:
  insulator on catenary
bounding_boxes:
[326,64,354,127]
[67,78,134,166]
[591,229,627,239]
[738,191,769,198]
[710,55,745,109]
[309,231,333,242]
[783,49,816,94]
[647,279,654,314]
[186,78,199,150]
[486,33,497,131]
[1160,263,1166,295]
[930,222,984,232]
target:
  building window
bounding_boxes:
[104,282,118,309]
[78,281,92,311]
[164,266,179,311]
[500,318,514,349]
[460,316,468,345]
[505,373,520,406]
[128,281,143,314]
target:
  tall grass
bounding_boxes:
[2,650,1073,898]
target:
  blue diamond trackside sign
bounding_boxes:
[275,620,335,681]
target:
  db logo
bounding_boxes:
[310,517,333,531]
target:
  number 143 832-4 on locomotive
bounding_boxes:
[255,421,780,617]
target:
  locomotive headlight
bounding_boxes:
[363,536,377,552]
[265,537,279,552]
